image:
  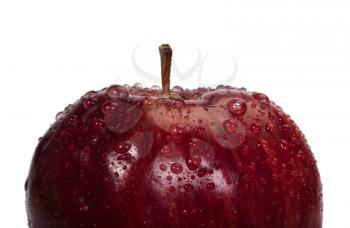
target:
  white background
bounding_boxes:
[0,0,349,227]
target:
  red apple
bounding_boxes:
[26,44,322,227]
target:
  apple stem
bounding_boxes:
[159,44,172,94]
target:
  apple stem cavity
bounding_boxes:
[159,44,172,94]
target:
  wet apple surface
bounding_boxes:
[26,45,322,228]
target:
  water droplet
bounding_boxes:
[223,119,237,133]
[194,127,205,135]
[82,91,98,109]
[151,85,161,91]
[170,124,188,139]
[252,92,270,105]
[170,162,183,174]
[182,209,189,215]
[191,175,196,180]
[79,206,89,212]
[265,123,275,134]
[186,154,201,171]
[271,158,278,166]
[268,112,275,120]
[83,98,97,109]
[101,101,117,113]
[281,124,292,134]
[91,118,105,132]
[227,99,247,115]
[117,153,131,161]
[197,168,207,177]
[249,162,256,171]
[250,123,261,134]
[66,115,79,126]
[184,184,194,192]
[106,85,129,100]
[102,100,144,134]
[159,164,167,171]
[160,146,169,155]
[133,83,143,89]
[80,146,91,163]
[56,111,65,120]
[114,172,119,177]
[276,111,289,123]
[114,142,131,154]
[258,139,269,151]
[239,143,251,156]
[169,186,176,193]
[297,150,304,158]
[237,134,248,143]
[208,169,214,174]
[166,175,172,181]
[206,183,215,190]
[172,86,184,93]
[280,140,290,152]
[84,90,98,97]
[216,85,226,90]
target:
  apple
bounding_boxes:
[25,44,322,227]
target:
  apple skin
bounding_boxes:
[25,85,322,227]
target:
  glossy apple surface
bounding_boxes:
[26,84,322,227]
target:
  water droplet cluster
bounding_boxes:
[28,84,321,227]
